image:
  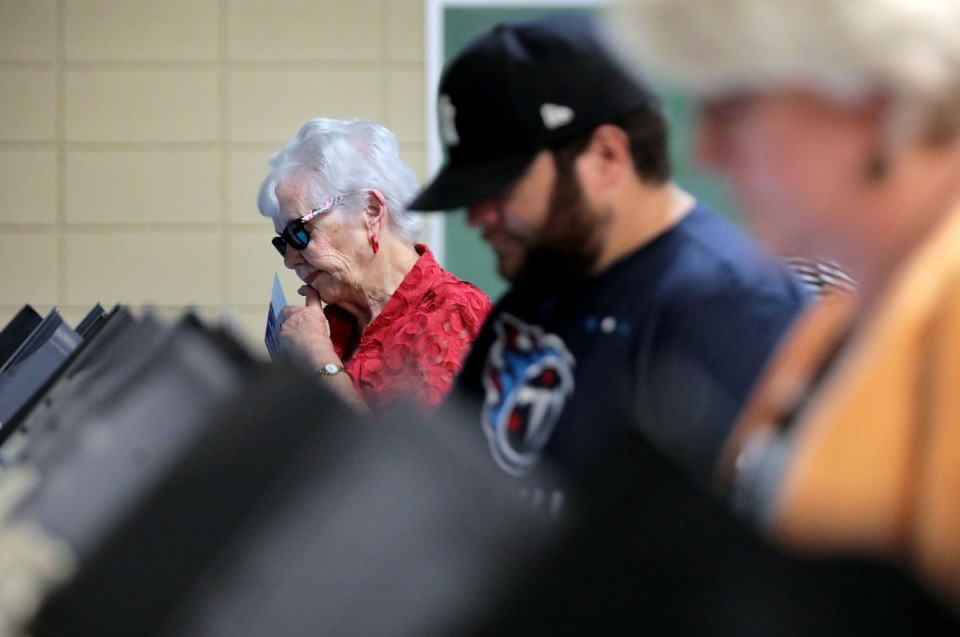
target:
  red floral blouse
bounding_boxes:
[325,244,492,408]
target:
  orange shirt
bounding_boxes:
[719,201,960,609]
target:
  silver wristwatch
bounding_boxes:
[315,363,345,378]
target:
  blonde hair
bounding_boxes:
[605,0,960,141]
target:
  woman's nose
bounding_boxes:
[282,247,302,269]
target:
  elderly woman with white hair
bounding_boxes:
[259,118,492,410]
[609,0,960,610]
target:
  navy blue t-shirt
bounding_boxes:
[446,203,810,494]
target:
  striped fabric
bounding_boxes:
[784,257,856,297]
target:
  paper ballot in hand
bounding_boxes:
[264,274,287,361]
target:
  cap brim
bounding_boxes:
[407,151,539,212]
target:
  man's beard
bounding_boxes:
[513,172,610,289]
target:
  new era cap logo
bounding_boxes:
[540,103,575,130]
[438,94,460,147]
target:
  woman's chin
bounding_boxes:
[312,283,337,306]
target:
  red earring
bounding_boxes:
[370,235,379,254]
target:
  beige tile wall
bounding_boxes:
[0,0,427,355]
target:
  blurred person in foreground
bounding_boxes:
[258,118,492,410]
[610,0,960,609]
[409,14,809,495]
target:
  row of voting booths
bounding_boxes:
[0,305,956,636]
[0,305,557,636]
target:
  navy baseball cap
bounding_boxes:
[408,13,660,212]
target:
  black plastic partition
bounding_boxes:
[0,308,83,427]
[0,308,950,637]
[0,305,42,368]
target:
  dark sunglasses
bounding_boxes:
[272,194,344,256]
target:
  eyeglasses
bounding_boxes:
[272,194,344,256]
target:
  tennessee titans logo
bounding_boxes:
[481,314,575,476]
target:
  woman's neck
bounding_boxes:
[350,238,421,327]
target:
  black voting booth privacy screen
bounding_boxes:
[96,375,554,637]
[0,308,559,637]
[0,303,110,446]
[0,305,132,456]
[0,308,84,428]
[0,306,953,636]
[0,305,42,368]
[73,303,109,338]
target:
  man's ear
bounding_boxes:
[579,124,632,190]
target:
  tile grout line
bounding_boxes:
[55,0,68,308]
[219,0,231,310]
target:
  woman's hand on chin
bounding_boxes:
[277,285,338,368]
